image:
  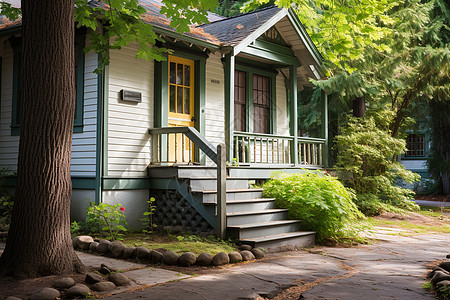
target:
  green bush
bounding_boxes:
[263,171,366,243]
[85,202,128,240]
[335,115,420,215]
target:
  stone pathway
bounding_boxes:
[104,228,449,300]
[1,227,448,299]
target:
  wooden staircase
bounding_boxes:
[148,165,315,252]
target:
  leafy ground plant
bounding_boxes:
[263,171,367,243]
[85,202,128,240]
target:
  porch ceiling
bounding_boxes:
[275,16,324,88]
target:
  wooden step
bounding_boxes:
[239,231,316,252]
[226,209,288,226]
[227,220,301,240]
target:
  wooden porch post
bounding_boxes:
[289,65,299,165]
[322,92,329,167]
[217,144,227,239]
[224,54,235,162]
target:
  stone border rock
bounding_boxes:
[425,254,450,300]
[72,235,266,268]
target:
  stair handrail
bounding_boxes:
[148,126,227,239]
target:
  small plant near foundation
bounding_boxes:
[142,197,157,234]
[86,202,127,240]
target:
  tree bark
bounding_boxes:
[352,94,365,118]
[0,0,85,277]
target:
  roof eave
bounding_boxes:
[286,8,324,68]
[231,8,288,56]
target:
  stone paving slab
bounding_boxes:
[103,232,449,300]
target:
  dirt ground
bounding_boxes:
[0,208,449,299]
[416,194,450,202]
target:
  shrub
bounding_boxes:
[263,171,366,243]
[85,202,128,240]
[335,115,420,215]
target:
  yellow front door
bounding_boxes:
[168,55,195,163]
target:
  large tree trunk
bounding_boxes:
[429,100,450,195]
[0,0,85,278]
[352,94,366,118]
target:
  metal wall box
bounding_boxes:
[120,89,142,103]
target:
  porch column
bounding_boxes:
[224,54,235,162]
[289,65,299,165]
[322,92,329,167]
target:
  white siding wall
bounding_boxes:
[0,42,18,171]
[204,53,226,146]
[275,73,289,136]
[71,51,98,177]
[400,159,427,170]
[0,41,98,176]
[107,44,153,177]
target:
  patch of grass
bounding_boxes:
[422,281,432,291]
[368,218,450,234]
[418,206,449,218]
[120,233,237,256]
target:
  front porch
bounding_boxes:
[147,126,323,251]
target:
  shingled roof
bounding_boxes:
[199,6,283,46]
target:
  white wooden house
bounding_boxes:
[0,0,328,250]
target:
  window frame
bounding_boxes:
[403,133,427,159]
[234,63,276,134]
[10,35,85,136]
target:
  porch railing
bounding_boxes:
[233,132,326,167]
[233,131,293,164]
[149,126,217,164]
[298,137,326,166]
[148,126,227,239]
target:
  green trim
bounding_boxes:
[167,47,208,62]
[102,63,109,177]
[11,41,21,136]
[72,177,97,189]
[289,66,298,165]
[103,178,151,190]
[286,9,323,68]
[74,35,85,131]
[241,44,300,66]
[153,27,220,51]
[253,40,295,58]
[2,176,96,189]
[195,59,206,164]
[224,54,235,162]
[322,92,329,167]
[95,53,106,204]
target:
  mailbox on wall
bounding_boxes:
[120,89,142,103]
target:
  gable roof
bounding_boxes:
[0,0,324,77]
[198,6,283,47]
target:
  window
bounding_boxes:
[252,74,270,134]
[234,69,274,134]
[10,36,85,135]
[234,70,246,132]
[405,134,425,157]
